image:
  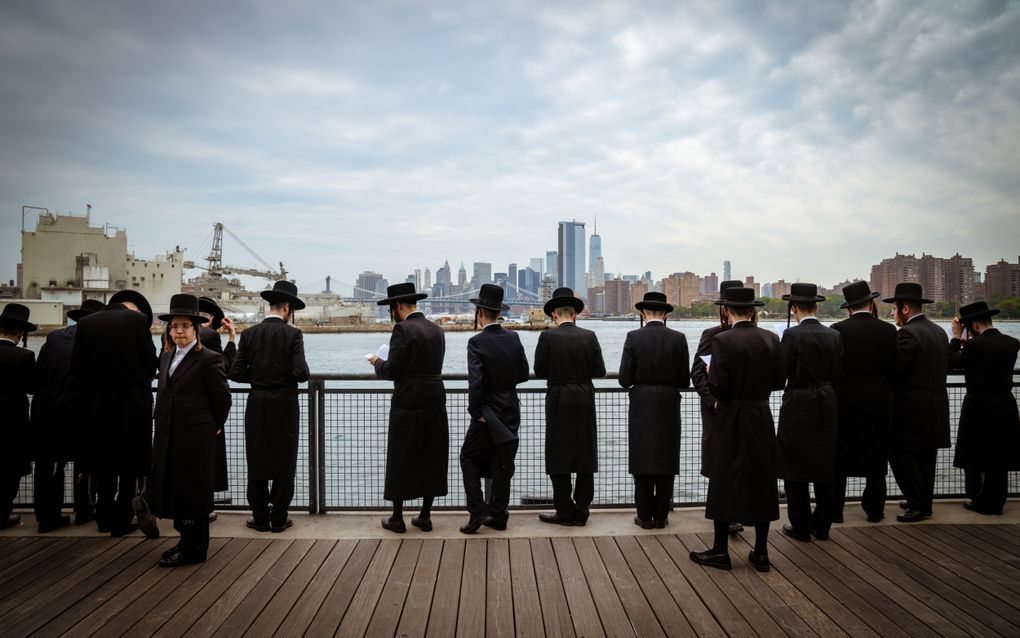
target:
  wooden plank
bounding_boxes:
[979,523,1020,546]
[508,538,546,638]
[241,539,337,638]
[395,539,443,638]
[635,536,726,638]
[456,538,487,638]
[899,525,1020,592]
[0,538,59,576]
[28,539,174,638]
[841,526,1013,637]
[0,538,100,596]
[655,535,753,637]
[725,533,859,638]
[186,538,293,637]
[336,539,401,637]
[592,535,662,638]
[486,539,515,638]
[365,540,423,637]
[767,531,907,637]
[961,524,1020,561]
[551,537,605,638]
[614,536,692,637]
[270,539,358,638]
[936,524,1020,570]
[531,537,575,638]
[211,538,314,638]
[426,539,464,638]
[301,539,379,635]
[572,537,634,638]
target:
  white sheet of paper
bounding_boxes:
[700,354,712,367]
[364,344,389,361]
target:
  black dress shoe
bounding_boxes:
[813,530,830,541]
[270,519,293,533]
[898,501,908,510]
[412,516,433,532]
[832,513,844,524]
[728,522,743,534]
[2,514,22,529]
[246,517,270,532]
[97,523,111,533]
[896,509,928,523]
[382,517,407,533]
[866,513,885,523]
[74,513,96,526]
[110,523,139,537]
[748,550,770,572]
[689,549,732,571]
[208,512,218,523]
[460,516,489,534]
[782,524,811,542]
[38,514,72,533]
[633,516,653,530]
[159,552,205,568]
[574,509,590,526]
[161,544,182,560]
[963,501,1002,516]
[654,518,668,529]
[538,513,576,526]
[132,496,160,539]
[483,518,507,531]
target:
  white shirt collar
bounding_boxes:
[851,310,872,316]
[798,316,819,324]
[0,337,15,344]
[907,314,925,323]
[557,320,575,325]
[644,319,664,325]
[731,319,753,326]
[175,338,198,356]
[264,315,284,321]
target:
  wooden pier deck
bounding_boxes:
[2,517,1019,637]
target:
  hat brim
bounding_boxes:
[544,296,585,316]
[960,308,1000,323]
[261,290,307,310]
[839,291,880,309]
[882,295,933,305]
[470,299,510,311]
[781,294,827,303]
[714,299,765,308]
[635,301,673,313]
[109,290,153,324]
[66,308,93,321]
[376,292,428,306]
[157,313,210,325]
[0,317,37,332]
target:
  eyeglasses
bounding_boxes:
[169,323,194,332]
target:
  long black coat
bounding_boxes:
[891,315,951,452]
[949,328,1020,471]
[150,344,231,519]
[691,324,724,477]
[0,340,36,477]
[374,312,449,501]
[705,322,785,522]
[777,319,842,482]
[534,322,606,474]
[201,325,235,491]
[228,317,309,480]
[467,324,530,446]
[618,322,690,475]
[31,325,82,463]
[831,312,897,477]
[70,304,158,476]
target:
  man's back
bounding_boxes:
[954,329,1019,393]
[709,323,785,402]
[71,306,156,389]
[534,323,606,383]
[892,315,950,450]
[229,319,309,388]
[782,320,842,388]
[831,313,896,382]
[619,323,689,389]
[468,325,529,395]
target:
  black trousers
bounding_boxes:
[248,477,295,527]
[94,472,137,533]
[634,474,673,523]
[549,473,593,523]
[964,467,1008,514]
[461,421,518,523]
[33,461,66,525]
[890,448,938,514]
[833,474,887,519]
[174,516,210,560]
[0,469,22,521]
[785,480,834,535]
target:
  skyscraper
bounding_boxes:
[723,260,732,282]
[458,262,467,288]
[557,220,586,298]
[472,262,492,290]
[546,251,558,285]
[588,217,601,274]
[424,267,431,290]
[355,271,384,300]
[530,257,543,276]
[508,263,517,296]
[414,269,422,290]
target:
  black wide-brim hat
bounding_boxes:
[158,294,210,324]
[959,301,1000,323]
[470,283,509,311]
[544,287,584,316]
[781,282,826,303]
[198,296,225,329]
[67,298,105,322]
[0,303,37,332]
[109,289,154,324]
[635,291,673,313]
[882,282,933,305]
[714,287,764,308]
[839,280,880,309]
[261,280,306,310]
[713,280,744,303]
[377,281,427,306]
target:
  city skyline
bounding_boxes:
[1,2,1018,286]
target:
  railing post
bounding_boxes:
[307,379,321,514]
[318,380,327,514]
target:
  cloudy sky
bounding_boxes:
[2,0,1018,293]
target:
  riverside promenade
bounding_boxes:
[2,503,1019,637]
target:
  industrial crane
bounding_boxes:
[183,223,288,282]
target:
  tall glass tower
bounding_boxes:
[557,220,587,299]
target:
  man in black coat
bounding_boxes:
[71,290,158,536]
[199,296,236,515]
[618,291,690,529]
[884,283,951,522]
[229,280,310,533]
[370,282,449,534]
[534,287,606,526]
[151,295,232,566]
[830,281,896,523]
[0,304,38,529]
[31,299,104,532]
[460,284,529,534]
[690,287,784,572]
[948,301,1020,515]
[777,283,843,542]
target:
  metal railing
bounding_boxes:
[16,375,1020,513]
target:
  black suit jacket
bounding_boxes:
[467,323,529,445]
[0,339,36,475]
[201,325,236,373]
[891,315,951,451]
[691,324,723,404]
[31,325,81,462]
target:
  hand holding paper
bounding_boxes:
[364,343,390,362]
